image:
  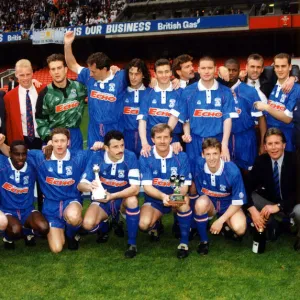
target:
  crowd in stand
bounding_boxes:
[0,0,126,32]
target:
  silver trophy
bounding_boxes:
[169,175,186,205]
[91,164,106,200]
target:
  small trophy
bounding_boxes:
[91,164,106,201]
[169,175,186,205]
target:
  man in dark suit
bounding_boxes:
[0,90,6,136]
[245,128,300,251]
[7,75,19,92]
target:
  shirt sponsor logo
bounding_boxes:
[153,178,171,187]
[201,187,230,198]
[46,177,75,186]
[148,108,170,117]
[55,100,79,113]
[267,100,285,111]
[90,90,117,102]
[2,182,28,194]
[193,109,222,118]
[100,177,127,187]
[123,106,139,115]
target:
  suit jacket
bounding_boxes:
[4,84,46,145]
[8,81,19,91]
[0,90,6,135]
[245,151,297,214]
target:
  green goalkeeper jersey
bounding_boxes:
[36,80,87,141]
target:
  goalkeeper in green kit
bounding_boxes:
[35,54,87,150]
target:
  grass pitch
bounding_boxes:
[1,106,299,299]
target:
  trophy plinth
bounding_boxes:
[169,175,185,205]
[92,164,106,201]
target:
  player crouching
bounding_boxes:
[139,124,193,259]
[192,138,247,255]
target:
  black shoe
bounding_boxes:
[294,237,300,251]
[197,242,209,255]
[266,226,278,241]
[3,237,15,250]
[24,235,36,247]
[149,229,160,242]
[189,228,198,241]
[157,220,164,235]
[172,222,181,239]
[96,230,109,243]
[125,244,137,258]
[177,244,189,259]
[114,221,125,238]
[66,235,79,250]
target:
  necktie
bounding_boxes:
[251,80,256,87]
[273,161,280,198]
[26,90,35,141]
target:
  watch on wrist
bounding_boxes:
[277,203,283,211]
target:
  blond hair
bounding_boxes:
[15,59,32,71]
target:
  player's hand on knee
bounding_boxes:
[64,31,75,45]
[162,194,171,207]
[90,141,104,151]
[171,142,182,154]
[182,134,192,143]
[210,219,224,235]
[221,145,230,162]
[140,144,152,157]
[218,66,229,82]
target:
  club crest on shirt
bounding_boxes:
[66,166,72,176]
[169,99,176,108]
[48,167,53,172]
[109,83,115,92]
[280,94,286,103]
[170,167,177,176]
[23,176,29,185]
[197,100,201,105]
[152,99,157,104]
[214,98,221,107]
[70,89,77,97]
[118,170,125,178]
[220,184,226,192]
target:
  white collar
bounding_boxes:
[19,84,35,93]
[97,70,114,84]
[179,79,188,89]
[276,78,289,88]
[104,151,124,164]
[127,84,146,92]
[272,153,284,167]
[231,79,241,91]
[50,149,71,161]
[198,79,218,91]
[153,146,173,159]
[204,159,224,176]
[154,82,173,92]
[8,157,28,172]
[247,78,257,84]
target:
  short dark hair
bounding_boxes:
[10,140,27,152]
[172,54,193,79]
[263,127,286,144]
[51,128,70,140]
[87,52,111,70]
[151,123,173,138]
[247,53,264,66]
[224,58,240,69]
[199,56,216,66]
[104,130,124,146]
[47,53,66,67]
[154,58,171,72]
[125,58,151,87]
[202,138,222,152]
[274,53,291,65]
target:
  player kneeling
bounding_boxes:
[139,124,193,259]
[0,141,49,249]
[192,138,247,255]
[78,131,140,258]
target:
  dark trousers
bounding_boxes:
[24,136,44,211]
